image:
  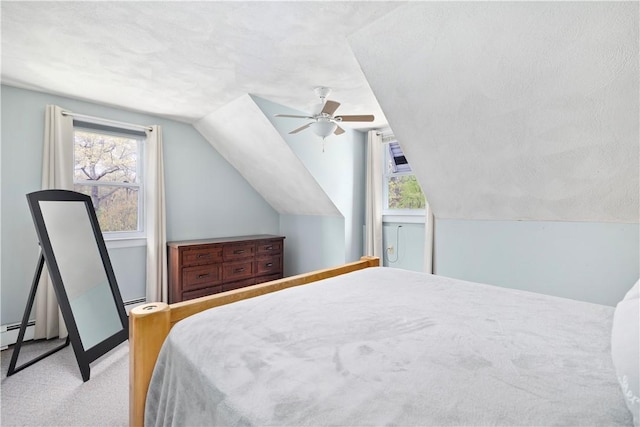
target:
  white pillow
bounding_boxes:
[611,280,640,426]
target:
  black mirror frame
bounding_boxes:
[9,189,128,381]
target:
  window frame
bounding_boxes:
[382,139,426,219]
[72,120,147,243]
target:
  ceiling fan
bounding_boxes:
[275,87,375,139]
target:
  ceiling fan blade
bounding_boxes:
[275,114,313,119]
[289,123,312,134]
[321,100,341,116]
[336,115,375,122]
[334,126,346,135]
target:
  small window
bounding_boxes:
[384,141,426,212]
[73,121,145,238]
[388,141,411,173]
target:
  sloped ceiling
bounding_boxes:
[349,2,639,223]
[1,1,398,128]
[1,1,397,218]
[194,94,341,216]
[2,2,638,223]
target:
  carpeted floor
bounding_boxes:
[1,339,128,426]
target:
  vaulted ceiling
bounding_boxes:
[1,1,397,127]
[349,1,639,222]
[2,1,638,223]
[193,94,341,216]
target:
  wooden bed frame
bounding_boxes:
[129,256,380,426]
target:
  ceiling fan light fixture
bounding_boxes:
[310,120,337,139]
[275,87,375,143]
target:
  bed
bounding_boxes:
[129,256,638,426]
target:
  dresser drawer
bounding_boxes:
[222,242,255,261]
[182,264,222,291]
[256,255,282,276]
[182,285,223,301]
[222,260,254,281]
[257,239,282,255]
[168,235,284,303]
[182,246,222,266]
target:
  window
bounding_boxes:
[383,140,426,213]
[73,121,146,239]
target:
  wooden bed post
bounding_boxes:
[129,302,171,427]
[360,256,379,267]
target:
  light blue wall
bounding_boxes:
[252,95,366,265]
[161,111,279,242]
[279,215,345,276]
[434,219,640,306]
[1,85,279,325]
[382,222,425,272]
[375,215,639,306]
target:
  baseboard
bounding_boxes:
[1,298,146,350]
[0,321,35,351]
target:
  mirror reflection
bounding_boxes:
[39,200,122,349]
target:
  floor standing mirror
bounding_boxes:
[7,189,129,381]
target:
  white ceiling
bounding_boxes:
[1,1,400,128]
[3,1,638,223]
[350,2,639,222]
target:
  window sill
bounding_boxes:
[383,212,425,224]
[105,237,146,249]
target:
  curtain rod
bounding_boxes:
[61,110,153,132]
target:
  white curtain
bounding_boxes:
[145,125,168,303]
[364,130,383,258]
[35,105,73,340]
[424,203,435,274]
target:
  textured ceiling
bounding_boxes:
[1,1,399,127]
[194,94,341,216]
[3,1,638,223]
[350,2,639,222]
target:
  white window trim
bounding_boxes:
[73,121,147,246]
[106,237,147,249]
[382,213,425,224]
[382,139,426,220]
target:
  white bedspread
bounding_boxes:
[145,267,632,426]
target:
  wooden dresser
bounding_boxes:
[167,235,285,303]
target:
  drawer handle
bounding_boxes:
[265,246,273,251]
[197,273,211,279]
[234,267,246,273]
[233,249,245,254]
[265,263,273,267]
[197,253,212,259]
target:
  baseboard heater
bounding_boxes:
[1,320,36,351]
[1,298,146,350]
